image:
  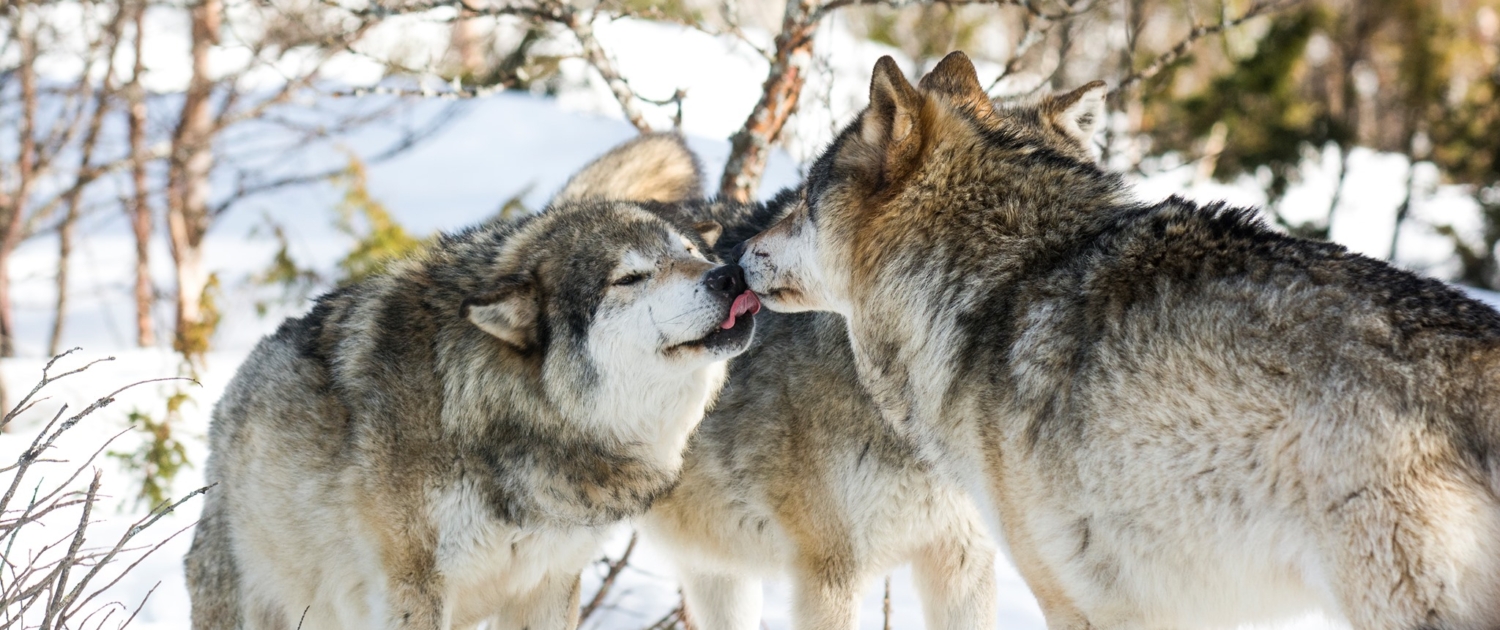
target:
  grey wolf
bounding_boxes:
[185,133,761,630]
[740,51,1500,629]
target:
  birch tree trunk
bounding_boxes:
[128,0,155,347]
[166,0,220,358]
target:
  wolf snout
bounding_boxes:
[703,264,748,300]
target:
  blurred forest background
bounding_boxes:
[1,0,1499,627]
[2,0,1497,372]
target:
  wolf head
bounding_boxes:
[738,52,1113,314]
[459,204,756,368]
[468,134,755,369]
[443,134,757,462]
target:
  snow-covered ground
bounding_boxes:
[8,12,1500,630]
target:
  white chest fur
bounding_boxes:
[430,480,611,625]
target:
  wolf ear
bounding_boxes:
[917,51,992,116]
[553,133,705,205]
[692,221,723,248]
[464,276,539,351]
[1045,80,1108,148]
[861,56,926,184]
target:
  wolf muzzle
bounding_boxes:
[704,264,748,300]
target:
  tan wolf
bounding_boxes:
[739,52,1500,629]
[631,193,997,630]
[539,136,997,630]
[184,133,763,630]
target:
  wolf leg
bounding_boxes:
[186,487,247,630]
[486,573,581,630]
[789,557,862,630]
[382,580,449,630]
[985,466,1092,630]
[679,570,762,630]
[912,530,997,630]
[1323,476,1500,630]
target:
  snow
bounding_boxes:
[5,12,1497,630]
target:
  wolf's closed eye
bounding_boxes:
[612,272,650,287]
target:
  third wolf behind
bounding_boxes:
[558,136,998,630]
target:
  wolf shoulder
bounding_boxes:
[210,270,447,462]
[210,287,364,452]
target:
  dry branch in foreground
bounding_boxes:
[0,349,207,630]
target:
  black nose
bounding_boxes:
[728,241,747,263]
[704,264,747,299]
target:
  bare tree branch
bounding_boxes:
[0,352,208,630]
[578,532,637,623]
[1109,0,1305,97]
[882,575,892,630]
[51,0,131,356]
[207,103,464,217]
[986,0,1098,94]
[719,0,818,202]
[555,2,653,133]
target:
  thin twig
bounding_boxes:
[987,0,1098,94]
[579,532,637,623]
[642,601,685,630]
[38,472,99,629]
[882,575,892,630]
[555,1,654,133]
[1109,0,1305,97]
[1,356,207,629]
[118,582,158,629]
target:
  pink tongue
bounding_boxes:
[720,292,763,330]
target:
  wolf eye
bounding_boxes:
[612,272,650,287]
